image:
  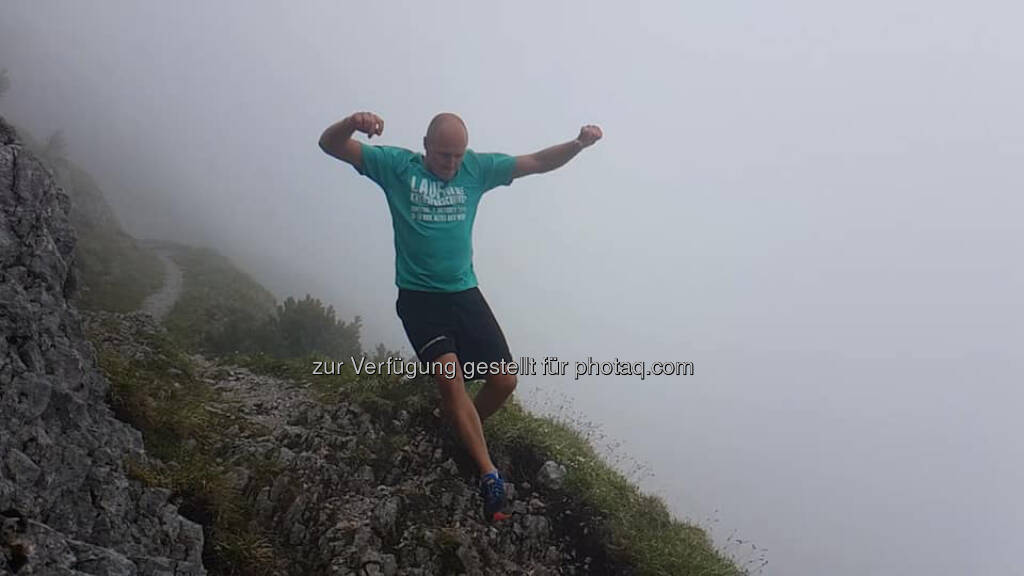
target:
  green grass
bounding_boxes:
[160,243,278,353]
[72,225,165,312]
[48,158,166,313]
[486,400,743,576]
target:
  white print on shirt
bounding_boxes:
[409,175,467,222]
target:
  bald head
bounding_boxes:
[423,113,469,181]
[426,113,468,144]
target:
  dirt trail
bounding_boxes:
[140,250,182,321]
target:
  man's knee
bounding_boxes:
[431,353,464,402]
[435,376,461,401]
[487,372,517,395]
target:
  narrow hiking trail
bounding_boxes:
[139,250,183,322]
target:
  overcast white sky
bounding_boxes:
[3,2,1022,574]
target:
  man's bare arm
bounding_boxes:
[512,124,603,179]
[318,112,384,171]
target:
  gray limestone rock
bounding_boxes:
[0,115,205,575]
[535,460,568,491]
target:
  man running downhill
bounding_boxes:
[319,111,602,520]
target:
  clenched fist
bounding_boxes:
[348,111,384,139]
[576,124,603,148]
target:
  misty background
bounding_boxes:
[2,2,1021,574]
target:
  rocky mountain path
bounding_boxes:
[182,351,604,576]
[191,354,311,433]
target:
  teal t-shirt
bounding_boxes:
[356,143,517,292]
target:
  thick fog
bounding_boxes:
[2,2,1022,574]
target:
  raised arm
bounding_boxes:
[512,124,603,179]
[318,111,385,171]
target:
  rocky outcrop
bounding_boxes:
[0,116,205,574]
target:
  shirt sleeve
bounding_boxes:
[475,152,517,193]
[356,144,411,189]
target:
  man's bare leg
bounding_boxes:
[474,372,518,422]
[432,352,495,474]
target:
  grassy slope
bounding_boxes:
[160,243,278,352]
[72,220,165,312]
[66,164,165,312]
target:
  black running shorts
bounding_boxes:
[396,287,513,372]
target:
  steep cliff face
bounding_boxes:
[0,116,205,574]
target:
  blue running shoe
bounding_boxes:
[480,470,509,521]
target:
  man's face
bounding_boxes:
[424,123,467,182]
